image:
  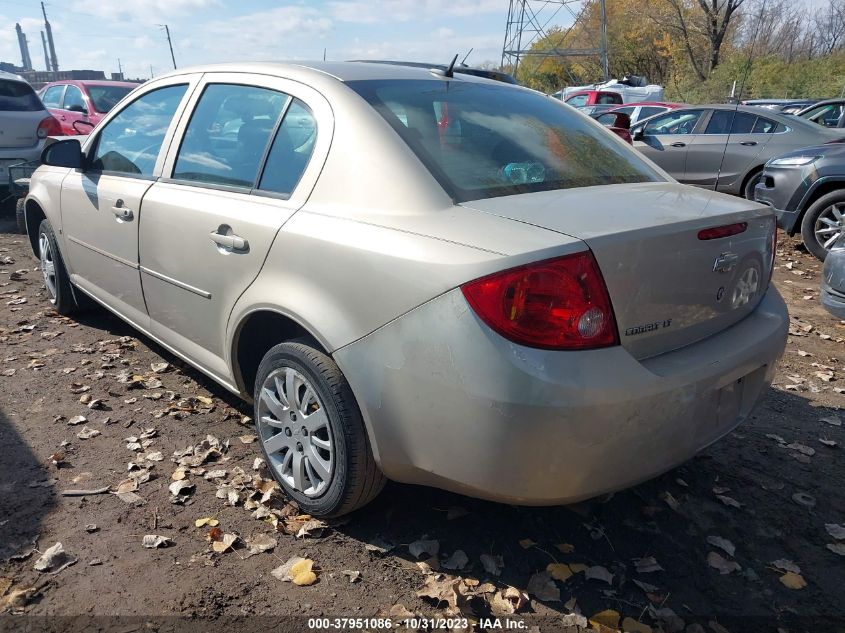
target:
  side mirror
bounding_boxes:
[67,104,87,114]
[41,138,84,169]
[632,127,644,141]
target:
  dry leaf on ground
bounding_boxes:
[211,533,237,553]
[827,543,845,555]
[779,572,807,589]
[706,536,736,557]
[547,562,573,581]
[408,538,440,559]
[634,556,664,573]
[442,550,468,570]
[526,571,560,601]
[489,586,528,616]
[825,524,845,540]
[33,542,77,574]
[141,535,173,549]
[707,551,740,574]
[590,609,621,629]
[244,533,276,556]
[480,553,504,576]
[771,559,801,574]
[585,565,614,585]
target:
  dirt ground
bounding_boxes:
[0,213,844,633]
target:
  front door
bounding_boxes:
[633,109,705,180]
[61,81,193,327]
[138,75,329,379]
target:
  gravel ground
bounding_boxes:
[0,216,844,632]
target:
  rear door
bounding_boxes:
[633,109,705,179]
[39,84,65,128]
[61,78,197,328]
[138,73,331,378]
[685,110,773,191]
[57,84,90,135]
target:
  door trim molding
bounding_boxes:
[140,265,212,299]
[67,235,139,270]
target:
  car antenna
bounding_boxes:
[460,48,473,66]
[432,54,459,78]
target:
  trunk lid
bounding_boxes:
[461,182,776,359]
[0,78,45,149]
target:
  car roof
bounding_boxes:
[0,70,27,84]
[153,61,504,85]
[609,102,682,108]
[41,79,139,88]
[350,60,517,83]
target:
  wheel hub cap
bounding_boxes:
[39,233,57,303]
[815,204,844,251]
[256,367,334,497]
[731,265,760,309]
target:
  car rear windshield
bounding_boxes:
[348,79,660,202]
[87,84,134,113]
[0,79,42,112]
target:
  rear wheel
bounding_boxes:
[743,169,763,200]
[800,189,845,261]
[253,341,385,517]
[38,219,80,315]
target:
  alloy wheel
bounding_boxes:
[257,366,334,497]
[731,265,760,309]
[39,232,58,303]
[814,203,844,251]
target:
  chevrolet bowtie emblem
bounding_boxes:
[713,252,739,273]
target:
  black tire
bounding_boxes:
[37,219,80,315]
[800,189,845,262]
[743,169,763,200]
[253,341,385,517]
[15,199,26,235]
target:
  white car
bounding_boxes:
[0,71,61,191]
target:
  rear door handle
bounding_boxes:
[670,142,686,148]
[740,141,758,146]
[210,230,248,252]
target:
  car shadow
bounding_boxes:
[0,407,56,562]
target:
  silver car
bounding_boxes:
[0,70,61,193]
[631,104,845,199]
[24,62,788,516]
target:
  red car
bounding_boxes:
[562,90,623,109]
[38,80,139,135]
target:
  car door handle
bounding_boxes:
[670,142,686,147]
[209,230,248,252]
[740,141,758,146]
[110,202,133,221]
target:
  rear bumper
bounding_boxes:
[334,286,788,505]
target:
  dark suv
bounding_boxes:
[755,143,845,260]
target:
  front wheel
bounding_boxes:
[253,341,385,517]
[743,170,763,200]
[800,189,845,261]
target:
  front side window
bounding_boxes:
[63,85,86,112]
[90,84,188,177]
[643,110,703,135]
[566,94,588,108]
[802,104,845,127]
[40,85,65,109]
[349,80,660,202]
[173,84,286,188]
[638,106,666,120]
[258,99,317,196]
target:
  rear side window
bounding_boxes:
[704,110,756,134]
[173,83,287,188]
[752,117,776,133]
[88,85,133,113]
[639,106,665,119]
[41,85,63,108]
[349,79,659,202]
[258,99,317,197]
[0,79,42,112]
[91,84,188,177]
[597,93,622,104]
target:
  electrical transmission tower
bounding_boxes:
[501,0,608,80]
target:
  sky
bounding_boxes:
[0,0,527,80]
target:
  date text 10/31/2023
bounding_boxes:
[306,618,528,629]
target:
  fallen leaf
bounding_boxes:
[115,478,138,494]
[569,563,588,574]
[168,480,195,497]
[526,571,560,601]
[211,533,237,553]
[779,572,807,589]
[622,617,653,633]
[716,495,742,509]
[659,491,681,512]
[67,415,87,426]
[33,543,77,574]
[387,603,416,621]
[634,556,664,573]
[518,538,536,549]
[442,550,468,570]
[542,563,571,582]
[555,542,575,553]
[826,524,845,540]
[150,362,171,373]
[706,536,736,557]
[708,551,740,575]
[585,565,614,585]
[791,492,816,508]
[342,569,362,583]
[785,442,815,456]
[76,426,100,440]
[590,609,620,629]
[489,586,528,616]
[820,415,842,426]
[245,533,276,556]
[272,556,307,581]
[819,438,838,447]
[295,518,328,539]
[416,574,461,609]
[408,538,440,559]
[142,535,173,549]
[827,543,845,556]
[195,517,219,528]
[632,578,659,593]
[771,559,801,574]
[238,434,257,444]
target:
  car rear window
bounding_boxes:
[348,79,660,202]
[0,79,42,112]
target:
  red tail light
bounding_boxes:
[461,251,619,350]
[698,222,747,240]
[37,116,62,139]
